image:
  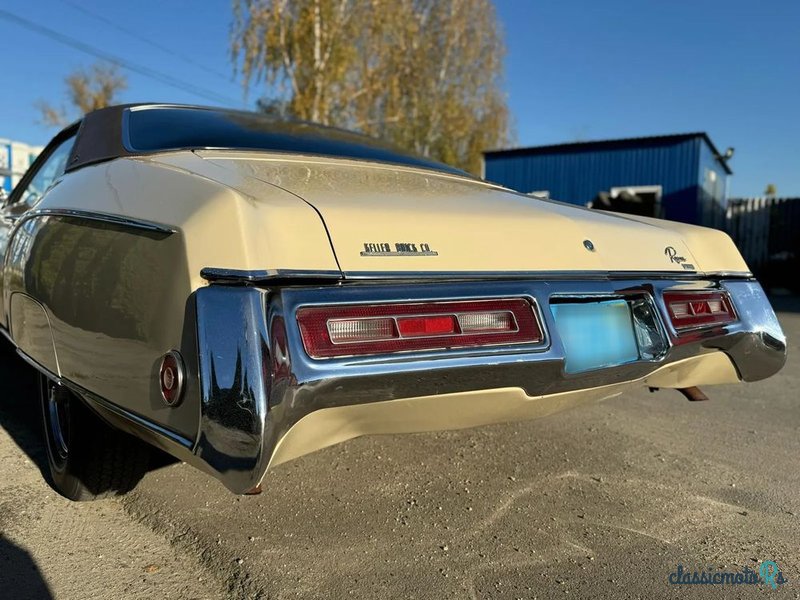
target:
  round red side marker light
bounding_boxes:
[159,351,185,406]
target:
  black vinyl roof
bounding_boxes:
[484,132,733,175]
[65,103,465,176]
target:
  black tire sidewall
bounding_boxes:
[39,375,90,500]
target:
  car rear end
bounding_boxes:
[127,150,783,494]
[192,272,785,494]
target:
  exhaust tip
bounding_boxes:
[677,386,709,402]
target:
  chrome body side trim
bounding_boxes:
[80,387,195,450]
[14,344,236,485]
[14,346,195,451]
[191,277,784,493]
[15,209,177,237]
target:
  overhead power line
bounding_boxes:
[58,0,234,83]
[0,8,239,106]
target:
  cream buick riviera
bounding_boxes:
[0,104,786,500]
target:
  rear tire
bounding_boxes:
[39,375,150,501]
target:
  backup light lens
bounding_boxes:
[328,317,397,343]
[458,311,516,333]
[297,299,541,358]
[663,291,736,332]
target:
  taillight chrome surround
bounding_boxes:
[297,298,543,359]
[662,290,737,334]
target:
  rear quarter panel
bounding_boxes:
[5,209,200,439]
[2,155,336,440]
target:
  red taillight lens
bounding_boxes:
[397,315,459,337]
[663,291,736,331]
[297,299,542,358]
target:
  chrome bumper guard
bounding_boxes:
[192,278,785,493]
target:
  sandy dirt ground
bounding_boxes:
[0,347,227,599]
[0,296,797,599]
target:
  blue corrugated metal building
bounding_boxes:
[483,133,733,226]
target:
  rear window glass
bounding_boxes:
[125,107,464,175]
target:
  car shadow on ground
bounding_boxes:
[0,339,49,480]
[0,339,176,497]
[0,535,54,600]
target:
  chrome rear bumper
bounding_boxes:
[187,276,785,493]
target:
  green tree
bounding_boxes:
[232,0,510,174]
[37,62,128,127]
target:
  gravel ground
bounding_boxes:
[1,296,797,599]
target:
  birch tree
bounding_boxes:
[232,0,510,174]
[38,63,128,127]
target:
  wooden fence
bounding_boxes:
[726,197,800,290]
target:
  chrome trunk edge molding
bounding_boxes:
[200,267,755,285]
[201,267,342,284]
[339,271,755,281]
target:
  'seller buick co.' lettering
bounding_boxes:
[360,242,438,256]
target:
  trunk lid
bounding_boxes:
[196,152,726,276]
